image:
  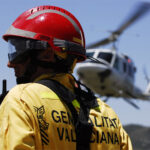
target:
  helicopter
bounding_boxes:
[75,2,150,109]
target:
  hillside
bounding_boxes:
[124,124,150,150]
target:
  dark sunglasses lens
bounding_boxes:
[8,38,27,63]
[8,37,49,63]
[8,52,30,64]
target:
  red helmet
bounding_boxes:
[3,5,86,61]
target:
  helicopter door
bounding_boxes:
[113,55,124,73]
[124,56,135,82]
[122,58,135,92]
[114,55,128,74]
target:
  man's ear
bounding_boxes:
[37,48,55,62]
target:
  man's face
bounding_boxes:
[7,58,30,78]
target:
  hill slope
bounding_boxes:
[124,124,150,150]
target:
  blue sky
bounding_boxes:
[0,0,150,126]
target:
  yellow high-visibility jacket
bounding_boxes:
[0,74,132,150]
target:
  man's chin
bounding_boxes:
[16,76,30,84]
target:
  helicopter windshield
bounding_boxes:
[86,52,95,57]
[97,52,112,63]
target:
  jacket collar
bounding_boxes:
[34,73,75,92]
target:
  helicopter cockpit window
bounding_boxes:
[86,52,95,57]
[97,52,112,63]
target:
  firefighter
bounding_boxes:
[0,5,132,150]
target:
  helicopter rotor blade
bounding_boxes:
[87,2,150,49]
[86,37,115,49]
[124,98,140,109]
[115,2,150,36]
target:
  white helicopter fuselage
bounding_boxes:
[75,49,150,100]
[76,61,133,98]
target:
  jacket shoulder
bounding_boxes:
[3,83,58,105]
[96,98,119,118]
